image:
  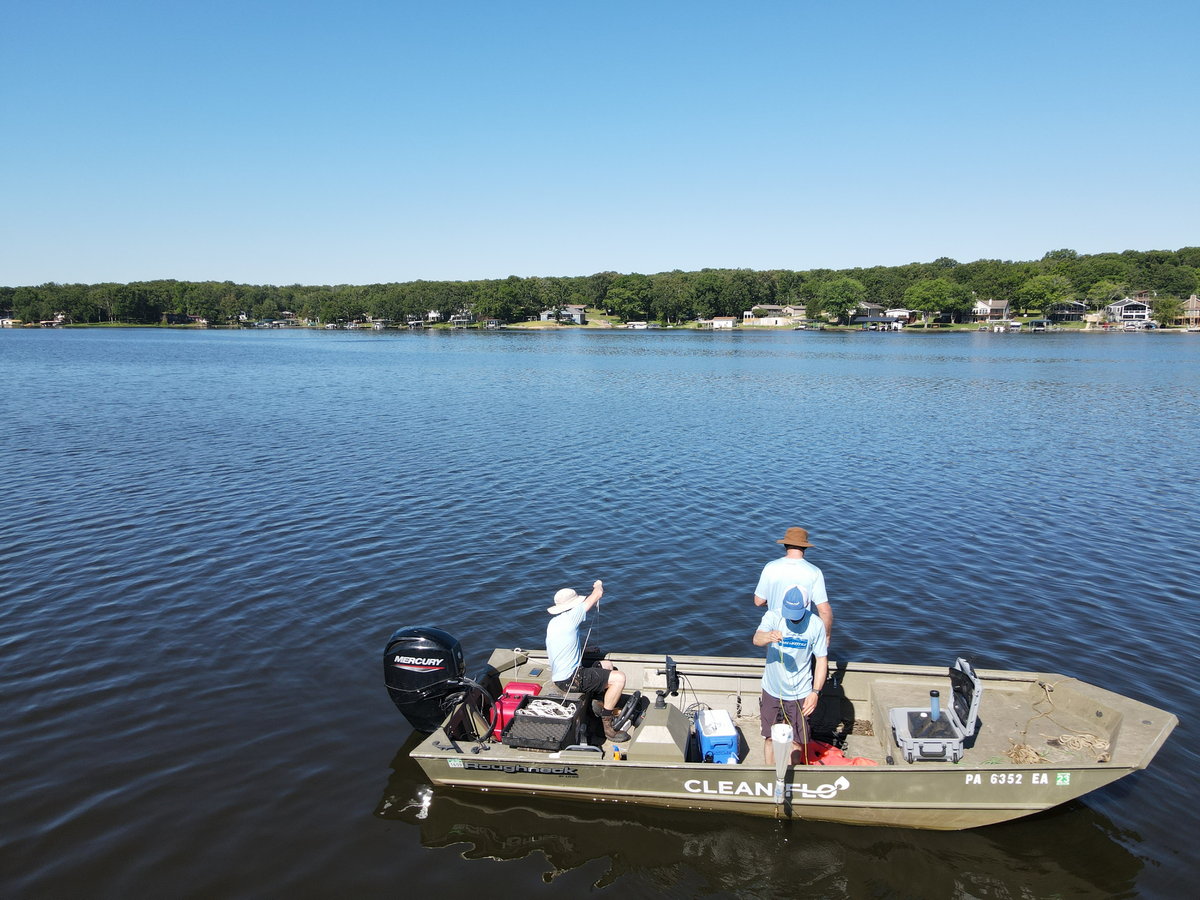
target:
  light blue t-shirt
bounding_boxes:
[754,556,829,616]
[546,605,588,681]
[758,608,828,701]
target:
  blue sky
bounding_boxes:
[3,1,1197,286]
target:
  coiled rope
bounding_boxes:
[1003,680,1112,764]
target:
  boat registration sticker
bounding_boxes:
[1056,772,1071,786]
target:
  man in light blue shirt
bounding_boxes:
[753,582,829,766]
[545,579,629,742]
[753,526,833,644]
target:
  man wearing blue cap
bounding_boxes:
[753,579,829,765]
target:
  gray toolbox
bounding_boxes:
[888,657,982,763]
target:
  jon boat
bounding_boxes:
[383,628,1177,830]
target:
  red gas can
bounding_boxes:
[493,681,542,740]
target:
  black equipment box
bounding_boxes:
[502,694,583,751]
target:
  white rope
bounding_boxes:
[518,698,576,719]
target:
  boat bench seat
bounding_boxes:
[884,658,982,763]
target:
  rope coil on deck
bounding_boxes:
[1004,680,1112,764]
[1048,733,1111,757]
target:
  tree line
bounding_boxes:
[3,247,1198,327]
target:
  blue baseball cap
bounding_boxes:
[782,586,809,618]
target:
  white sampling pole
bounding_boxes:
[771,722,793,804]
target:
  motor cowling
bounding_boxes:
[383,626,466,733]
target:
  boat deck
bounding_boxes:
[489,649,1131,770]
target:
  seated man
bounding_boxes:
[753,586,828,765]
[546,580,629,742]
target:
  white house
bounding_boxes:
[743,314,792,326]
[972,298,1010,322]
[748,304,786,318]
[1105,297,1151,324]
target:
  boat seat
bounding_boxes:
[888,658,982,763]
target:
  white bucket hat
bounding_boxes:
[547,588,584,615]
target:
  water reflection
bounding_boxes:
[374,737,1142,897]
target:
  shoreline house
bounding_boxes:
[1105,296,1152,325]
[1176,295,1200,328]
[743,311,792,326]
[855,302,886,321]
[1047,299,1087,323]
[695,316,738,330]
[539,304,587,324]
[972,298,1010,323]
[744,304,792,327]
[886,308,918,325]
[782,303,806,319]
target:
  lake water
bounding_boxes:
[2,327,1198,898]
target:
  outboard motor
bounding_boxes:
[384,626,466,732]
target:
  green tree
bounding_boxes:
[955,259,1027,305]
[1148,265,1197,297]
[689,271,727,320]
[649,272,689,323]
[1015,274,1072,317]
[1084,279,1126,310]
[815,277,866,324]
[1150,296,1183,327]
[903,278,970,325]
[582,272,617,308]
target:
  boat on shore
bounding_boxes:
[382,630,1176,830]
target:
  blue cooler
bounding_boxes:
[696,709,739,763]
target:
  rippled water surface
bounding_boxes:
[2,327,1198,898]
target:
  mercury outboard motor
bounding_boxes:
[383,626,466,732]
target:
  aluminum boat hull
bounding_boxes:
[407,649,1176,830]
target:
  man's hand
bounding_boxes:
[801,690,820,717]
[582,580,604,612]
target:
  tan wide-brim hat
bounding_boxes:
[547,588,584,615]
[776,527,814,548]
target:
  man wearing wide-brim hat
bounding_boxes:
[753,527,833,642]
[546,579,630,742]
